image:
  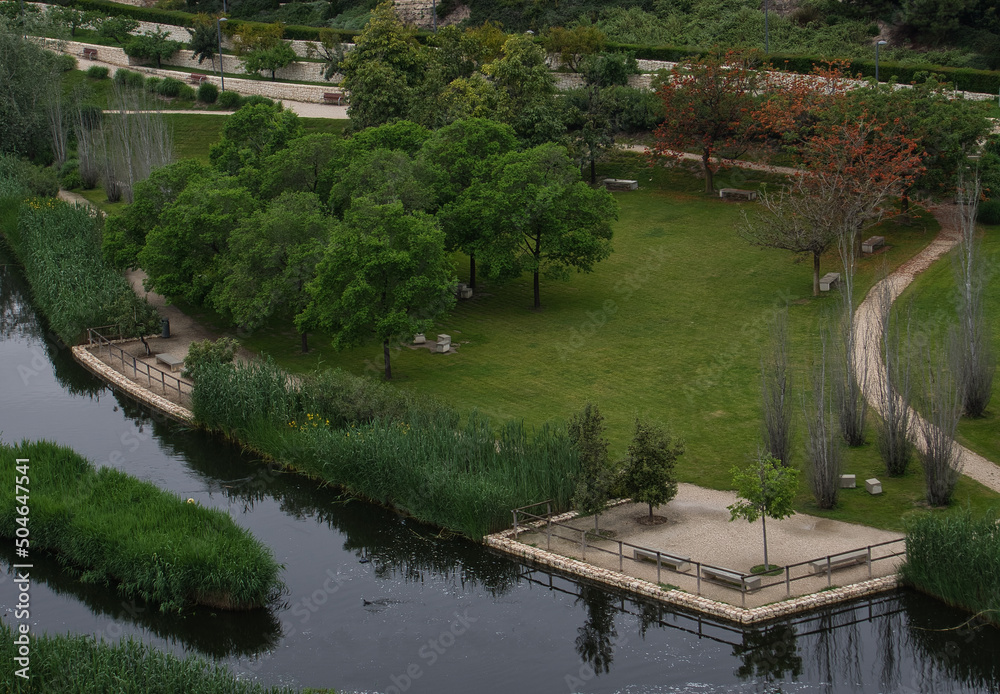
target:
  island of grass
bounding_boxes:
[0,440,283,612]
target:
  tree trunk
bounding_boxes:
[762,515,769,569]
[469,253,476,290]
[300,330,308,353]
[812,251,821,297]
[383,339,392,380]
[590,153,596,185]
[648,503,653,518]
[702,150,714,194]
[533,269,540,310]
[901,188,910,214]
[594,514,599,533]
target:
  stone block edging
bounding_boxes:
[485,512,901,625]
[72,345,195,424]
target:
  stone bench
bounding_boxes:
[188,73,208,85]
[819,272,840,291]
[601,179,638,191]
[83,47,98,60]
[808,548,868,574]
[432,334,451,354]
[719,188,758,202]
[323,92,347,105]
[154,353,184,372]
[862,235,885,254]
[633,548,691,572]
[701,566,762,591]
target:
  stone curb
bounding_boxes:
[72,345,195,424]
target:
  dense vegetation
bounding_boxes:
[0,622,297,693]
[0,440,284,612]
[900,508,1000,626]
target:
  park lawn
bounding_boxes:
[897,223,1000,464]
[227,151,1000,528]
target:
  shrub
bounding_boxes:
[0,440,284,613]
[61,169,84,190]
[56,53,77,72]
[26,166,60,197]
[114,68,146,89]
[978,200,1000,224]
[218,90,243,109]
[86,64,109,80]
[156,76,184,97]
[177,83,196,100]
[241,94,276,108]
[197,80,219,103]
[183,337,239,379]
[144,75,162,92]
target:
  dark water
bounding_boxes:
[2,256,999,694]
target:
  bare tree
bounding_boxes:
[875,277,913,476]
[760,309,793,466]
[949,177,995,418]
[45,72,68,168]
[99,83,174,203]
[73,105,101,189]
[834,226,869,446]
[804,330,841,508]
[918,348,963,506]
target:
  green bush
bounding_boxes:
[182,337,239,379]
[217,90,243,109]
[197,80,219,104]
[177,83,196,100]
[86,64,109,80]
[56,53,78,72]
[978,200,1000,225]
[26,166,60,197]
[144,75,162,92]
[241,94,276,108]
[61,169,85,190]
[156,76,184,97]
[0,441,284,613]
[113,68,146,89]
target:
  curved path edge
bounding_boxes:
[851,206,1000,493]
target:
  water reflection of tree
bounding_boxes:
[733,623,803,681]
[0,546,281,659]
[574,583,618,676]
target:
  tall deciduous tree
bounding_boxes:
[209,102,302,175]
[297,201,455,380]
[621,419,683,521]
[213,192,330,352]
[569,403,615,532]
[124,28,183,69]
[652,49,764,194]
[0,26,57,158]
[455,143,616,309]
[728,454,799,571]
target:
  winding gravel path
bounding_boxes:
[852,205,1000,493]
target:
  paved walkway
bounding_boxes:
[621,144,802,177]
[852,205,1000,493]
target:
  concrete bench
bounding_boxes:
[323,92,347,105]
[601,179,638,191]
[808,548,867,574]
[633,548,691,572]
[862,236,885,254]
[155,353,184,372]
[819,272,841,291]
[188,73,208,85]
[432,334,451,354]
[83,47,98,60]
[702,566,762,591]
[719,188,758,202]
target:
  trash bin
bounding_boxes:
[161,318,170,338]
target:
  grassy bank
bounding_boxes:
[0,440,283,612]
[191,360,580,539]
[900,508,1000,625]
[0,622,303,693]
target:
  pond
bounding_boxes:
[1,256,998,693]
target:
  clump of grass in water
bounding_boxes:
[0,440,284,613]
[900,507,1000,625]
[192,359,581,539]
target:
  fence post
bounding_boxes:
[785,566,790,597]
[696,562,701,596]
[741,578,746,609]
[618,541,623,572]
[867,545,872,579]
[546,512,551,551]
[826,556,832,587]
[656,552,661,585]
[512,510,518,540]
[581,528,586,560]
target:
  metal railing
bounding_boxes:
[512,503,906,608]
[86,328,192,402]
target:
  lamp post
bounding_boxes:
[217,17,227,92]
[875,40,887,82]
[432,0,436,34]
[764,0,769,54]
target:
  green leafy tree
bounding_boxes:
[543,24,606,71]
[213,192,330,352]
[260,133,344,201]
[621,419,683,521]
[243,40,296,81]
[569,403,615,532]
[124,28,184,69]
[482,34,563,145]
[455,143,616,309]
[187,14,220,66]
[138,174,258,304]
[0,26,57,159]
[728,453,799,571]
[96,15,140,45]
[209,102,303,175]
[50,7,99,37]
[182,337,238,379]
[327,148,436,218]
[103,159,210,269]
[297,200,456,380]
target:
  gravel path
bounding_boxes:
[852,205,1000,493]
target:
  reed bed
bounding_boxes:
[192,360,581,539]
[0,622,296,693]
[0,440,284,613]
[900,507,1000,625]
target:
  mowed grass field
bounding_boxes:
[228,151,1000,530]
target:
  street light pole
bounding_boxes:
[217,17,227,92]
[764,0,769,54]
[432,0,437,34]
[875,40,887,82]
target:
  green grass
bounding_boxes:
[0,440,284,612]
[897,223,1000,464]
[0,622,298,693]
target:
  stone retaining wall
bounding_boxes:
[486,518,902,625]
